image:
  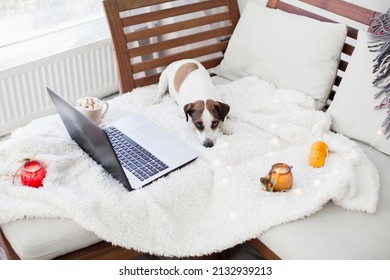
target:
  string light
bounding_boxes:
[377,128,384,136]
[294,188,303,195]
[313,179,321,186]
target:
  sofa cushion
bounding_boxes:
[213,0,347,109]
[327,30,390,156]
[1,218,100,260]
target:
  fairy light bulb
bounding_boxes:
[313,179,321,186]
[294,188,302,195]
[229,211,237,219]
[377,128,384,136]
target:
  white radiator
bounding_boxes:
[0,39,119,136]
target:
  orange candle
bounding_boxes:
[268,163,293,192]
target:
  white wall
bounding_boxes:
[237,0,389,13]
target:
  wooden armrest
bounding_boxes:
[0,229,20,260]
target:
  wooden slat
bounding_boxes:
[56,241,144,260]
[334,75,342,87]
[329,89,337,101]
[116,0,172,11]
[342,43,354,56]
[134,56,224,87]
[103,0,135,93]
[135,73,162,88]
[126,12,231,42]
[226,0,240,28]
[132,41,229,73]
[277,2,334,22]
[249,239,281,260]
[338,60,348,72]
[266,0,279,8]
[121,0,227,27]
[202,56,225,70]
[346,26,359,40]
[129,26,233,57]
[300,0,376,25]
[271,2,359,39]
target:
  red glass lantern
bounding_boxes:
[20,160,46,188]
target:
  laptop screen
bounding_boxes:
[46,87,133,191]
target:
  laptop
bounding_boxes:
[47,87,198,191]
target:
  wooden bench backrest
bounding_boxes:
[103,0,240,93]
[104,0,379,100]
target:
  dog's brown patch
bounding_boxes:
[183,100,205,126]
[174,62,199,92]
[206,99,230,122]
[206,100,220,120]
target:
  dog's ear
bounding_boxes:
[183,103,194,122]
[214,102,230,121]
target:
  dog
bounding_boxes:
[157,59,230,148]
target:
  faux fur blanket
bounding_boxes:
[0,77,380,257]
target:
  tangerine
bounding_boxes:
[311,141,328,153]
[309,150,326,168]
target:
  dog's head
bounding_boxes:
[184,99,230,148]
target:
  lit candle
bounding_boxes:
[268,163,293,192]
[20,160,46,188]
[274,165,289,174]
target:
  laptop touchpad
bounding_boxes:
[132,125,165,144]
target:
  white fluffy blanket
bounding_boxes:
[0,77,380,257]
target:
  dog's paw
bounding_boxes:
[153,94,165,105]
[222,129,233,136]
[220,123,233,135]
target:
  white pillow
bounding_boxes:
[327,30,390,155]
[213,0,347,109]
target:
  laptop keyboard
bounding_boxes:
[105,126,169,181]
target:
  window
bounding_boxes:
[0,0,104,48]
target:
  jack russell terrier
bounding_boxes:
[157,59,230,148]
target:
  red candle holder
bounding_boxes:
[20,160,46,188]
